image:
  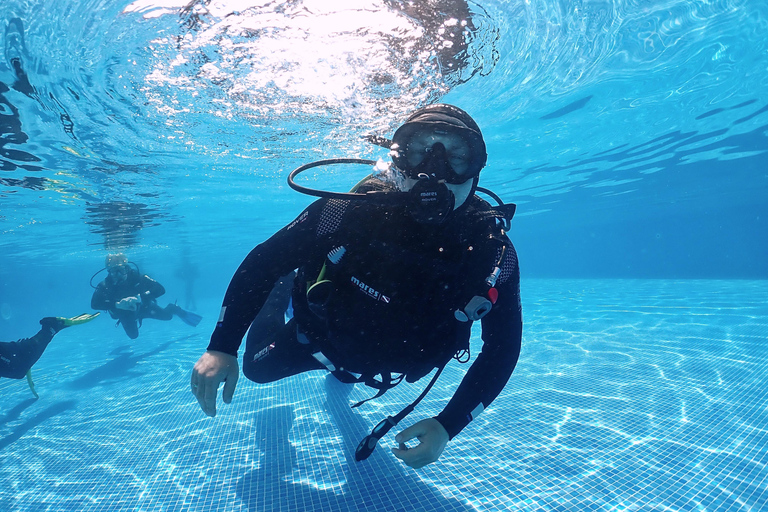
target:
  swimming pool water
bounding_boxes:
[2,279,766,511]
[2,0,768,510]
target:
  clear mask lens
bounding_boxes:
[404,130,472,177]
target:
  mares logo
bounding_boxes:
[350,276,390,303]
[419,191,438,202]
[253,342,276,362]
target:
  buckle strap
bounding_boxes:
[310,347,404,399]
[351,372,405,408]
[351,387,389,409]
[311,351,337,372]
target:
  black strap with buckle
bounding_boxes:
[354,364,446,462]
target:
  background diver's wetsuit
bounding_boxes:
[91,269,179,340]
[209,190,523,440]
[0,321,60,379]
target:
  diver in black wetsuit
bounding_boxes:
[1,314,98,396]
[91,254,202,340]
[0,318,67,380]
[191,104,522,469]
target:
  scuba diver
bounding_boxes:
[191,104,522,469]
[1,313,99,397]
[91,253,202,340]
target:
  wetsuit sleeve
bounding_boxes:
[207,200,330,356]
[435,242,522,440]
[138,275,165,302]
[91,283,113,311]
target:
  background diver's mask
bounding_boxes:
[107,264,128,284]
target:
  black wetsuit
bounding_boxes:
[91,269,178,340]
[209,191,523,440]
[0,324,58,379]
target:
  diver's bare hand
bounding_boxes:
[391,418,449,469]
[115,296,140,311]
[191,350,239,417]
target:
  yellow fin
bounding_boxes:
[61,312,100,327]
[26,370,39,398]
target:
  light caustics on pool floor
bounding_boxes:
[1,279,767,512]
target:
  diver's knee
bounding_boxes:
[242,360,277,384]
[5,368,28,380]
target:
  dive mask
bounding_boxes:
[107,264,128,282]
[390,112,487,184]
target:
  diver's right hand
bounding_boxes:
[115,296,140,311]
[191,350,239,417]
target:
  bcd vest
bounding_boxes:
[292,195,508,384]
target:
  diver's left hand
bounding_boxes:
[391,418,449,469]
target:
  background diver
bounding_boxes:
[1,313,99,397]
[91,253,202,340]
[191,104,522,469]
